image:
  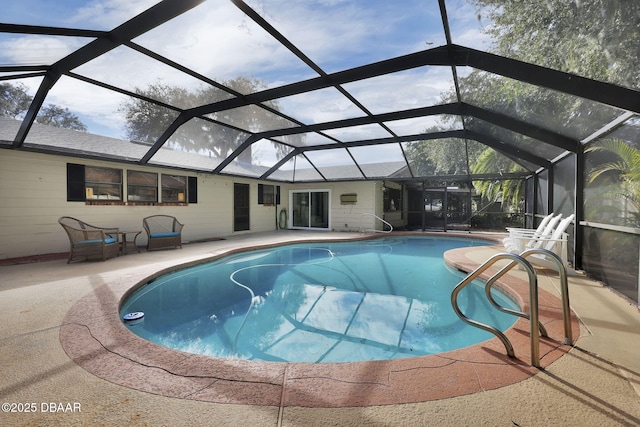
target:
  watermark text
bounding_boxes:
[2,402,81,413]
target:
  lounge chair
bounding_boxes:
[58,216,119,263]
[504,213,555,244]
[505,214,575,272]
[503,213,562,254]
[143,215,184,251]
[524,214,575,272]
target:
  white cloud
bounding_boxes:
[253,0,446,71]
[323,123,392,142]
[453,27,492,51]
[385,116,443,136]
[45,76,130,137]
[445,0,493,50]
[274,67,455,128]
[72,45,211,95]
[305,147,354,167]
[69,0,162,29]
[276,87,365,124]
[0,35,85,66]
[132,1,307,84]
[343,67,455,114]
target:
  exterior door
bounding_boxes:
[234,183,250,231]
[424,189,445,230]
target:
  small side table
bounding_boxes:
[119,231,142,255]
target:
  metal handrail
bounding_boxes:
[359,213,393,233]
[520,248,572,345]
[483,248,572,346]
[483,264,549,339]
[451,253,541,367]
[451,249,573,368]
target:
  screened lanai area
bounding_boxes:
[1,0,639,304]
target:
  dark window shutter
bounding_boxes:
[67,163,85,201]
[276,185,280,204]
[188,176,198,203]
[258,184,264,204]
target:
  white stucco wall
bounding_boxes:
[288,181,383,232]
[0,150,295,259]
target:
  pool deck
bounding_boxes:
[1,230,639,426]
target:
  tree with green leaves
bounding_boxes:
[471,149,524,212]
[411,0,640,212]
[404,137,471,178]
[36,105,87,131]
[473,0,640,89]
[1,82,31,117]
[585,139,640,227]
[0,82,86,131]
[119,77,301,163]
[471,0,640,225]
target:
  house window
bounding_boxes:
[84,166,122,200]
[128,170,157,202]
[258,184,279,205]
[68,164,196,205]
[161,174,187,203]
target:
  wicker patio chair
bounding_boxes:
[58,216,120,263]
[143,215,184,251]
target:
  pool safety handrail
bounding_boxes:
[527,249,572,345]
[451,253,537,364]
[486,248,572,346]
[451,249,572,368]
[359,213,393,233]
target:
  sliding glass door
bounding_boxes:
[290,190,330,230]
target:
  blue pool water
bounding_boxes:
[120,236,519,363]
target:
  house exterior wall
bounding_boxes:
[0,150,384,260]
[289,181,382,232]
[0,150,296,259]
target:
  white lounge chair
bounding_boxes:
[503,213,555,250]
[506,214,575,273]
[505,213,554,238]
[504,213,562,254]
[524,214,575,272]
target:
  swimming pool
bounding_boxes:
[120,236,519,363]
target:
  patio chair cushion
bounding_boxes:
[149,232,180,239]
[73,237,118,246]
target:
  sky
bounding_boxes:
[1,0,491,166]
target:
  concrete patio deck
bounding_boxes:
[1,230,639,426]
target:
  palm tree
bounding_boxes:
[585,138,640,226]
[471,148,524,212]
